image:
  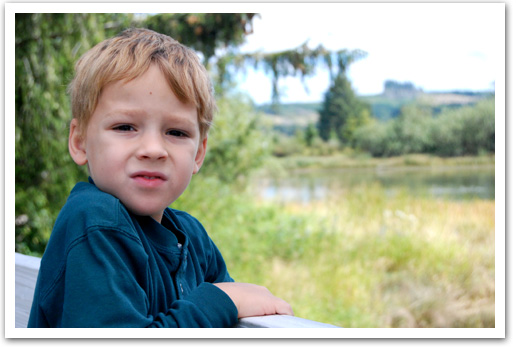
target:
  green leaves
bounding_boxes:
[202,94,272,183]
[144,13,256,64]
[243,45,367,105]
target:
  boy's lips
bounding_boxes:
[130,171,168,186]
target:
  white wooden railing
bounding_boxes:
[15,252,339,328]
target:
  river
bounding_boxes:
[255,165,495,204]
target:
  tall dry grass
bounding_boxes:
[177,176,495,328]
[260,184,495,327]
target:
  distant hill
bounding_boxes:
[256,88,494,134]
[361,90,492,121]
[256,103,320,135]
[361,80,493,120]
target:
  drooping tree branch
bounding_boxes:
[241,44,367,104]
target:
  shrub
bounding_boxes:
[354,98,495,157]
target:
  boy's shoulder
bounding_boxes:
[41,180,137,274]
[68,180,115,203]
[59,180,132,231]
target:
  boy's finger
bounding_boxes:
[276,299,294,316]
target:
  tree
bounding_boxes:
[317,50,371,144]
[143,13,256,64]
[304,123,318,147]
[201,94,272,183]
[243,42,330,105]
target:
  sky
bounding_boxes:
[234,3,504,104]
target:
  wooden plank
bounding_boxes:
[15,253,41,328]
[236,314,340,328]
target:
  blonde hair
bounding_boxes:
[68,28,215,139]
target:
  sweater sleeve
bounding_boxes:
[149,283,237,328]
[204,235,234,283]
[52,227,237,328]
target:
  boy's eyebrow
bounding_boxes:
[104,108,198,127]
[104,108,139,118]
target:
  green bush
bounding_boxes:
[202,94,273,183]
[354,98,495,157]
[354,121,392,157]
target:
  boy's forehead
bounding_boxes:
[105,67,192,103]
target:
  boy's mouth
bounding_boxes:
[130,171,167,184]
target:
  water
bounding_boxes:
[256,165,495,204]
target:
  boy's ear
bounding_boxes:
[68,119,88,166]
[193,137,208,174]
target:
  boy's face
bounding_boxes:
[69,64,207,222]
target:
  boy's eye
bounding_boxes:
[113,124,135,132]
[167,129,188,137]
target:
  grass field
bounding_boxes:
[176,170,495,328]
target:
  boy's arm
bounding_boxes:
[148,282,238,328]
[53,228,237,328]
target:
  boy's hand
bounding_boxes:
[214,282,294,319]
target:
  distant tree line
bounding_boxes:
[353,98,495,157]
[313,69,495,157]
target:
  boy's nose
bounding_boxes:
[136,132,168,160]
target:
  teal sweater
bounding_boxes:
[28,180,238,328]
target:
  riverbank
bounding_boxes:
[273,153,495,171]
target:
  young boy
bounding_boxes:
[28,28,293,328]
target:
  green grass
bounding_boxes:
[175,174,495,328]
